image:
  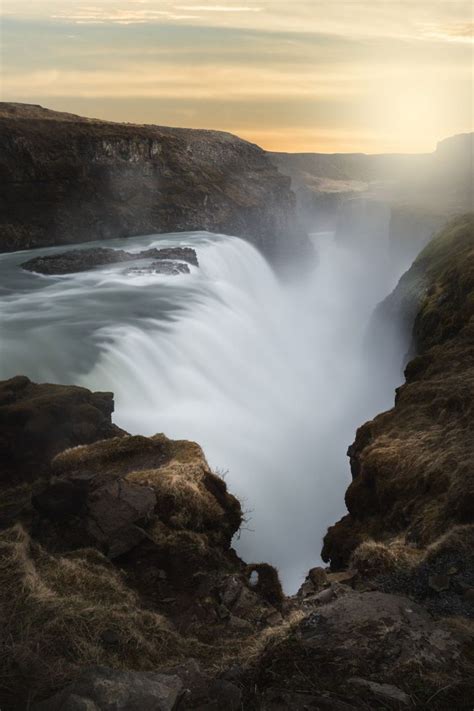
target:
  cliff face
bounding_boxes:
[1,371,472,710]
[270,134,473,255]
[0,103,308,263]
[323,215,474,571]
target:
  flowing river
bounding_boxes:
[0,230,409,591]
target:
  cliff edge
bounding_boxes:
[0,103,308,263]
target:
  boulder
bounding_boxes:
[0,376,124,487]
[33,666,183,711]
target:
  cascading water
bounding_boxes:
[0,229,408,591]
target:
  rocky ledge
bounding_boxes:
[0,217,473,710]
[21,246,198,275]
[0,103,310,265]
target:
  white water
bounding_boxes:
[0,230,407,591]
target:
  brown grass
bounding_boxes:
[0,524,193,707]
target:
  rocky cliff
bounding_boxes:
[270,134,473,257]
[0,217,473,709]
[323,215,474,576]
[1,369,472,710]
[0,103,308,264]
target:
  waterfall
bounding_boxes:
[0,230,406,591]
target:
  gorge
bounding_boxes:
[0,104,472,710]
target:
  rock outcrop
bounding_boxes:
[323,215,474,572]
[0,103,309,265]
[1,219,473,710]
[21,246,198,275]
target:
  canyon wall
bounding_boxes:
[323,214,474,570]
[0,103,308,263]
[270,133,473,259]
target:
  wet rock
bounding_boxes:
[22,246,198,275]
[33,666,183,711]
[125,261,190,276]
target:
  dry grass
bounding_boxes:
[350,538,422,577]
[0,524,194,707]
[127,461,223,532]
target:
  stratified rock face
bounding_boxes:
[0,103,308,263]
[322,214,474,569]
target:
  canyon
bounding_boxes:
[0,103,473,709]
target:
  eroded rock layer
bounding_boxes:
[0,103,308,263]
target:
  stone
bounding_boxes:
[33,666,183,711]
[0,376,123,486]
[428,574,450,592]
[219,574,243,608]
[125,261,190,276]
[349,678,411,706]
[227,614,253,633]
[22,247,198,275]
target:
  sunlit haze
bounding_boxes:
[1,1,472,152]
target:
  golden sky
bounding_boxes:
[1,1,472,152]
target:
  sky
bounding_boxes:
[0,1,472,153]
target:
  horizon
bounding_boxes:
[2,99,472,157]
[0,1,473,153]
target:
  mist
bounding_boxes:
[77,230,411,592]
[0,224,416,592]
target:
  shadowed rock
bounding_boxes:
[21,246,198,275]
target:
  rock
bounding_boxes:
[428,573,450,592]
[462,588,474,602]
[308,566,329,588]
[160,659,242,711]
[22,246,198,275]
[0,376,124,487]
[323,215,474,568]
[125,261,190,276]
[348,678,411,706]
[33,666,183,711]
[227,614,253,633]
[219,574,244,608]
[1,103,310,264]
[255,590,463,708]
[297,566,329,597]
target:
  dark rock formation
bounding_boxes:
[1,218,473,709]
[253,590,468,710]
[323,214,474,569]
[21,246,198,275]
[34,666,184,711]
[0,103,309,264]
[0,375,123,488]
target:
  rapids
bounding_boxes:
[0,230,408,591]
